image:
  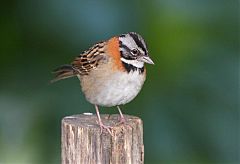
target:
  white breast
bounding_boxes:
[81,71,146,107]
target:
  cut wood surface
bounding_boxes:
[62,114,144,164]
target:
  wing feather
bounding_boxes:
[72,41,106,75]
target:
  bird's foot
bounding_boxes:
[97,120,113,136]
[115,115,126,126]
[116,106,126,125]
[118,115,126,124]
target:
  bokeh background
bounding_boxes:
[1,0,239,163]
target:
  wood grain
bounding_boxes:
[61,114,144,164]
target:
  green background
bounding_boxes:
[1,0,239,163]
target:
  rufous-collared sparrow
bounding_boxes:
[52,32,154,134]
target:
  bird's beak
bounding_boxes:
[138,56,154,65]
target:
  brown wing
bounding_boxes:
[71,41,106,75]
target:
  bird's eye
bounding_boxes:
[131,49,138,55]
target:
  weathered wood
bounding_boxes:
[61,114,144,164]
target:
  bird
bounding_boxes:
[52,32,154,134]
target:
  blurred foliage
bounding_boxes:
[0,0,239,163]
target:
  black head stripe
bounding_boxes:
[129,33,147,55]
[119,41,131,52]
[119,41,136,60]
[119,34,126,38]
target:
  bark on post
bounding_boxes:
[61,114,144,164]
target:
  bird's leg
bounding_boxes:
[95,105,113,135]
[117,106,126,124]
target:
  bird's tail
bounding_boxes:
[51,65,76,83]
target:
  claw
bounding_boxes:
[99,122,113,136]
[95,105,113,136]
[117,106,126,124]
[119,116,126,124]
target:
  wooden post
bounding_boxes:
[61,114,144,164]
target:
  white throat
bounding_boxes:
[120,58,144,68]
